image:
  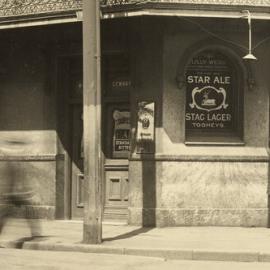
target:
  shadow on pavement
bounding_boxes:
[103,227,153,242]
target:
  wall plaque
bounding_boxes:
[137,101,155,142]
[185,50,235,132]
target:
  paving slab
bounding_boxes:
[1,219,270,263]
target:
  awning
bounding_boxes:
[101,1,270,20]
[102,8,270,20]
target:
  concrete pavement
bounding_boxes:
[2,248,270,270]
[1,218,270,263]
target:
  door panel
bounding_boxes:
[104,169,129,220]
[106,171,129,204]
[108,177,122,201]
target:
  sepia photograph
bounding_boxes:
[1,0,270,269]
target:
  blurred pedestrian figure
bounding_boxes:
[0,139,42,238]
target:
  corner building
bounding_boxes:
[0,0,270,227]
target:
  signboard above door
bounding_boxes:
[103,53,132,97]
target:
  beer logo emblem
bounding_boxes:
[189,86,228,112]
[142,117,150,129]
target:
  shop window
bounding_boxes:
[185,49,243,144]
[112,108,130,158]
[103,104,130,159]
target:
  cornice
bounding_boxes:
[103,0,270,7]
[101,1,270,20]
[101,1,270,12]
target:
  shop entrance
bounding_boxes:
[102,52,131,222]
[103,104,130,221]
[59,54,130,221]
[66,57,84,219]
[57,55,84,219]
[70,102,130,221]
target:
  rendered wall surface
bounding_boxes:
[0,161,56,219]
[128,17,270,227]
[0,24,82,219]
[129,160,268,227]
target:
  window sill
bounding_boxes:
[185,141,245,146]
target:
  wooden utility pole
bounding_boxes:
[82,0,102,244]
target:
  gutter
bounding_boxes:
[0,10,82,30]
[101,2,270,20]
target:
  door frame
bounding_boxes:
[56,51,83,220]
[70,102,84,218]
[56,50,131,221]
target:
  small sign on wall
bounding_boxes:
[112,109,130,158]
[136,101,155,153]
[103,54,131,96]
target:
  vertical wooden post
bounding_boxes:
[82,0,102,244]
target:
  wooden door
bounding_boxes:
[71,104,84,219]
[103,105,130,221]
[68,57,84,219]
[104,167,129,221]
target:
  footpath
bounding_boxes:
[1,218,270,263]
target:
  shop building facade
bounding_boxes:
[0,0,270,227]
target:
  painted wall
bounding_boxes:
[0,24,82,219]
[0,28,56,218]
[128,17,270,227]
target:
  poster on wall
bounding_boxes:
[112,110,130,158]
[137,101,155,142]
[185,51,234,132]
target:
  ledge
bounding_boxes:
[0,155,57,161]
[130,147,270,162]
[105,159,129,170]
[130,155,269,162]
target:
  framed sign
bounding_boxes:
[185,49,242,142]
[112,109,130,158]
[137,101,155,142]
[136,101,155,153]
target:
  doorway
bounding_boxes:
[102,52,131,222]
[57,55,84,219]
[67,57,84,219]
[103,104,130,221]
[58,55,130,221]
[70,103,84,218]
